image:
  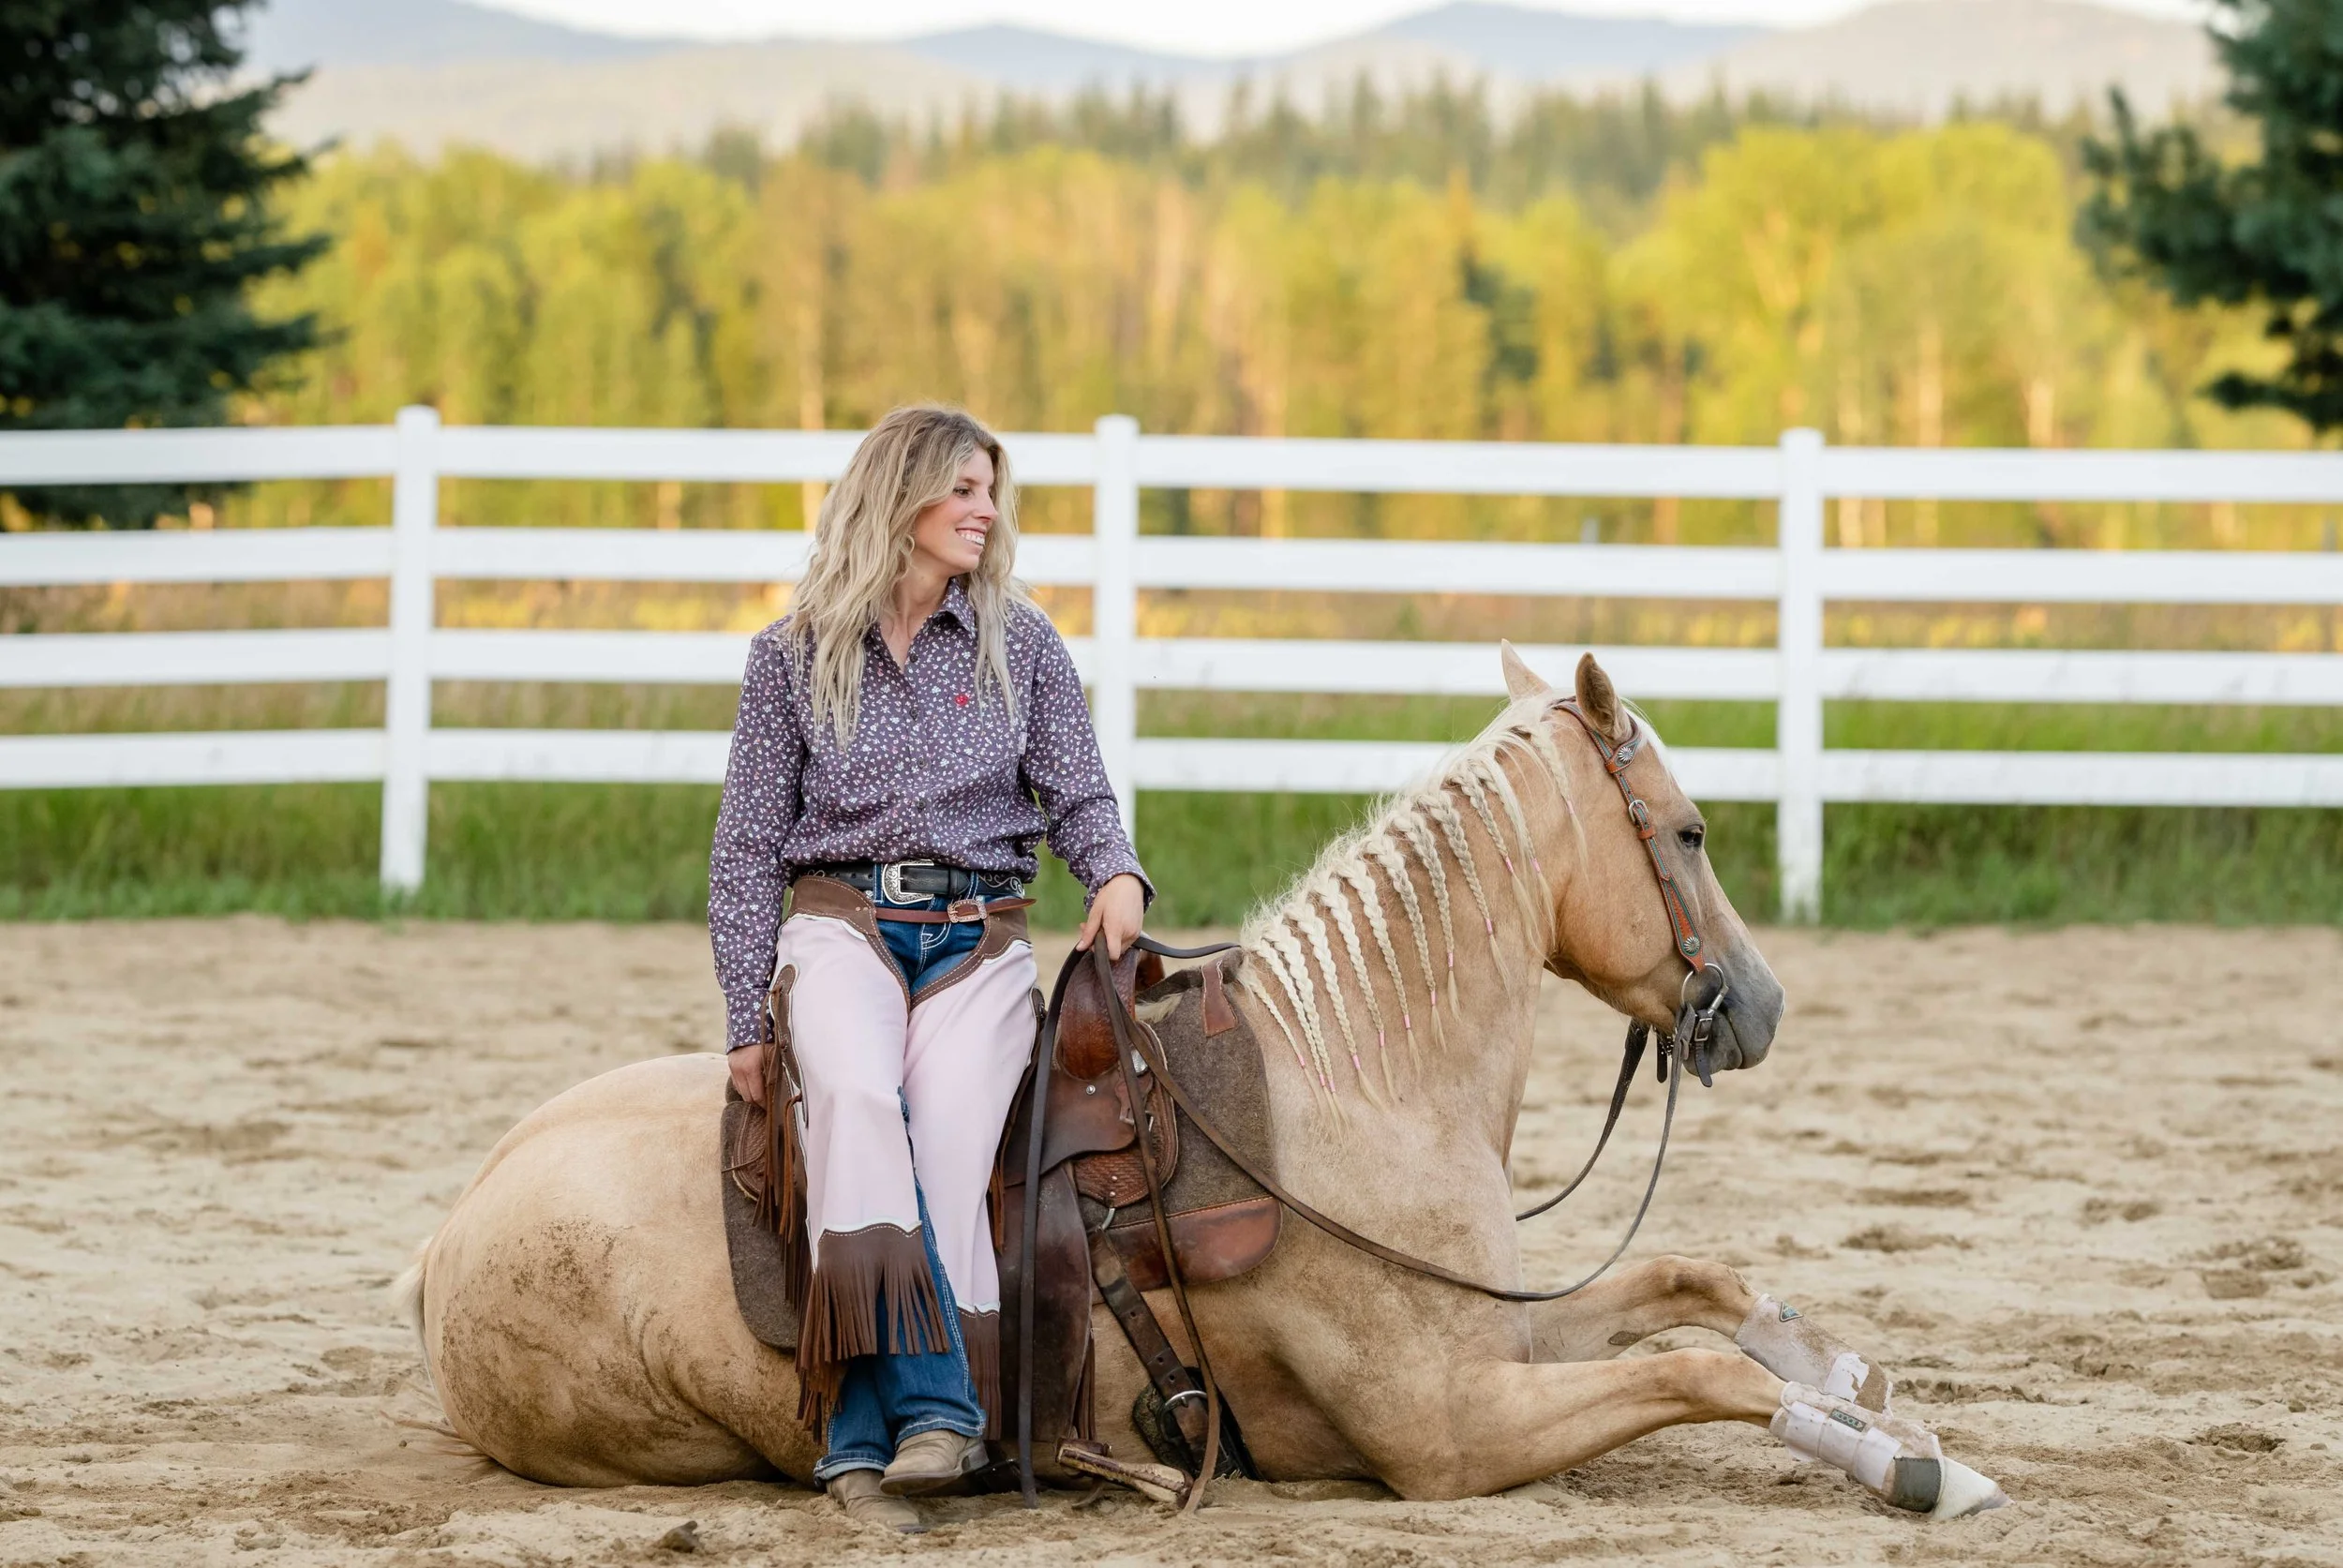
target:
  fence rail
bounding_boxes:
[7,409,2343,918]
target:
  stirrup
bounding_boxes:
[1057,1440,1190,1508]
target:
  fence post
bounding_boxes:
[381,405,439,894]
[1092,414,1141,837]
[1776,427,1826,922]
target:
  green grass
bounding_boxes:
[0,782,721,920]
[4,691,2339,927]
[1817,801,2343,926]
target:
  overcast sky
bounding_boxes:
[485,0,2212,56]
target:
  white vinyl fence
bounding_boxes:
[7,408,2343,919]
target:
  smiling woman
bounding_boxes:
[779,409,1024,751]
[705,403,1147,1531]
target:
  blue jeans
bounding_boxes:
[873,880,995,997]
[813,1170,987,1479]
[813,874,1012,1479]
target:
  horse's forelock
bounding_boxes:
[1619,696,1670,763]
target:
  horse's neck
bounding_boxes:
[1237,732,1582,1150]
[1330,773,1556,1151]
[1420,779,1567,1149]
[1406,732,1632,1154]
[1423,916,1546,1155]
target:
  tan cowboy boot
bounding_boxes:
[878,1429,987,1496]
[827,1469,925,1534]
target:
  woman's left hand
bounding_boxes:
[1077,873,1147,960]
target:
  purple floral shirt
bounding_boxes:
[709,578,1145,1046]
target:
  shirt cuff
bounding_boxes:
[724,993,769,1051]
[1081,854,1153,908]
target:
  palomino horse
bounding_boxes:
[397,647,2004,1516]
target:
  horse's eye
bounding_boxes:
[1679,825,1706,854]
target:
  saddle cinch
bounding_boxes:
[721,939,1280,1502]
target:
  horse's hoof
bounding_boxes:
[1884,1455,2009,1517]
[1928,1457,2009,1519]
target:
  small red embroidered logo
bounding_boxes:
[954,692,971,707]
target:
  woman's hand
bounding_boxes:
[727,1042,767,1107]
[1077,873,1147,961]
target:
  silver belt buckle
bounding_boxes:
[879,859,936,904]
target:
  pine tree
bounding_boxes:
[2082,0,2343,433]
[0,1,326,527]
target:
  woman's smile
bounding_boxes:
[907,449,1000,582]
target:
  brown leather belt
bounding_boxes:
[869,896,1036,925]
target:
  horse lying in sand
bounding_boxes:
[396,647,2006,1517]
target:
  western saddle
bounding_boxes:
[723,938,1281,1507]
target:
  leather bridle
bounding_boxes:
[1509,695,1728,1225]
[1551,695,1732,1090]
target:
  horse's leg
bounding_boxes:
[1523,1254,1895,1412]
[1523,1254,1755,1362]
[1370,1347,1779,1499]
[1369,1351,2004,1516]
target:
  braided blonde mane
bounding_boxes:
[1235,694,1585,1106]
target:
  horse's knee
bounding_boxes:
[1648,1254,1754,1316]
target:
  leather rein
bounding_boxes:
[1016,696,1729,1504]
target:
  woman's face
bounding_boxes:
[908,448,998,581]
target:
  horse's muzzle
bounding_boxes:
[1676,961,1782,1078]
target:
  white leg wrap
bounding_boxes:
[1737,1294,1892,1411]
[1770,1384,2007,1517]
[1770,1383,1937,1493]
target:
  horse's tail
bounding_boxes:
[390,1238,487,1456]
[392,1239,437,1390]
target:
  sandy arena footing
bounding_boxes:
[1,918,2338,1565]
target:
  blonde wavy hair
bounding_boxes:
[788,405,1030,746]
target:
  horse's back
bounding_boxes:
[445,1053,719,1210]
[422,1053,812,1485]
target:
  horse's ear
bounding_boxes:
[1574,652,1626,741]
[1500,641,1548,702]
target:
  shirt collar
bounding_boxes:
[935,576,976,632]
[864,577,976,650]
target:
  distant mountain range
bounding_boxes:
[235,0,673,72]
[1664,0,2215,119]
[876,9,1766,97]
[247,0,2221,164]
